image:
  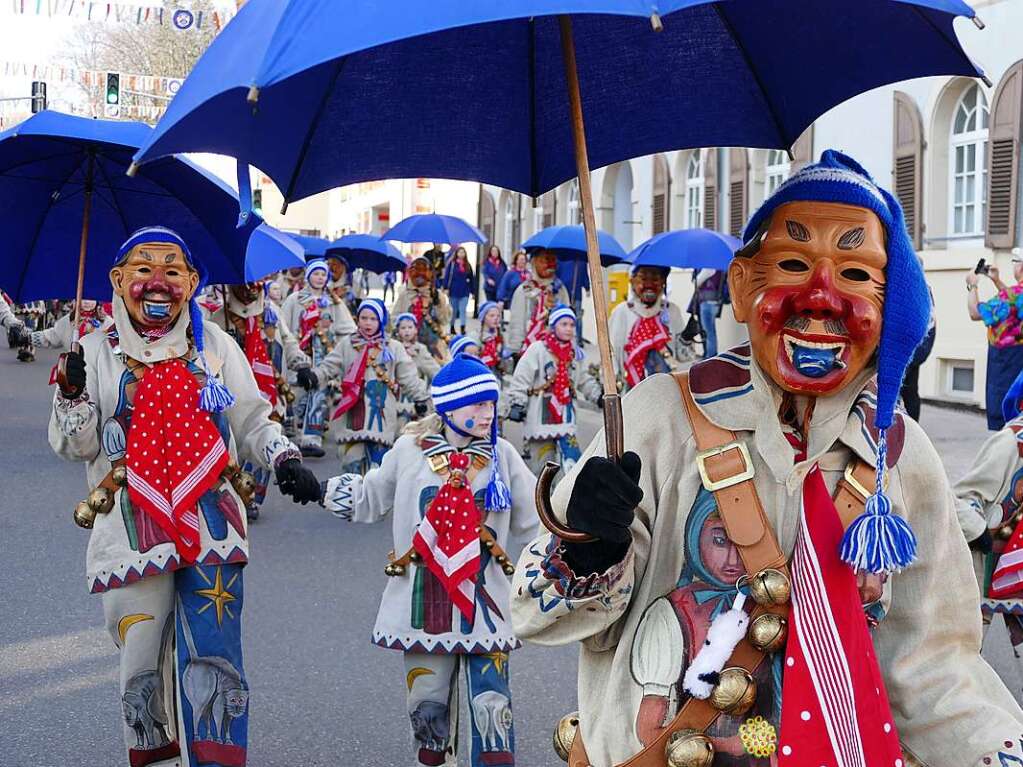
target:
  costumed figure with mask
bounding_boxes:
[394,311,441,433]
[282,259,356,457]
[609,266,688,392]
[49,227,321,767]
[505,249,570,356]
[208,281,311,521]
[506,305,601,476]
[1,289,30,350]
[511,152,1023,767]
[298,299,430,475]
[320,355,539,767]
[954,368,1023,691]
[327,254,361,317]
[392,255,453,362]
[31,299,113,351]
[274,265,305,298]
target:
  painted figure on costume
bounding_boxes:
[511,151,1023,767]
[208,281,311,521]
[506,304,601,476]
[395,312,441,433]
[608,266,689,392]
[392,255,453,362]
[49,227,320,767]
[31,298,114,351]
[282,259,356,457]
[505,249,570,356]
[298,298,429,475]
[320,355,539,767]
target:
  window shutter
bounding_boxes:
[703,149,718,230]
[892,91,924,250]
[987,61,1023,250]
[652,154,670,234]
[729,148,749,237]
[790,125,815,173]
[541,191,556,229]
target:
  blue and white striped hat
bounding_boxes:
[477,300,501,321]
[357,297,388,329]
[447,334,481,358]
[304,258,329,282]
[431,354,500,413]
[547,303,577,327]
[395,311,419,327]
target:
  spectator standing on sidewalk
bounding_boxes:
[481,245,507,303]
[497,250,529,309]
[688,268,728,358]
[442,246,476,335]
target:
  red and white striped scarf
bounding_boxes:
[479,332,502,369]
[125,359,229,563]
[623,313,671,388]
[543,332,575,424]
[298,300,321,351]
[522,282,552,351]
[243,316,277,406]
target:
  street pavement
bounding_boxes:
[1,346,1019,767]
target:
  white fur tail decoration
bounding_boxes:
[682,593,749,699]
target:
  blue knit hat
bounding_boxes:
[357,297,388,329]
[116,227,234,413]
[744,149,925,574]
[547,303,577,327]
[477,301,501,321]
[431,355,510,512]
[395,311,419,328]
[448,334,481,358]
[304,258,328,282]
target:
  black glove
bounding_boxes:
[507,403,527,422]
[414,401,429,417]
[275,458,321,504]
[58,349,87,399]
[296,368,318,391]
[7,324,27,347]
[969,529,994,554]
[596,393,604,411]
[561,451,643,575]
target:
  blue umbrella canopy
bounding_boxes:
[325,233,408,274]
[245,223,306,282]
[382,213,485,245]
[133,0,983,205]
[286,232,331,259]
[626,228,740,272]
[0,111,261,302]
[523,224,626,266]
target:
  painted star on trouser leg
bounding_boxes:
[194,566,239,626]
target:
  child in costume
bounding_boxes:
[320,355,538,767]
[31,298,113,350]
[476,301,509,377]
[506,304,600,476]
[282,258,356,457]
[395,311,441,432]
[393,255,453,362]
[505,249,569,356]
[511,152,1023,767]
[49,227,320,767]
[208,281,310,521]
[298,299,430,475]
[608,265,688,391]
[448,334,482,359]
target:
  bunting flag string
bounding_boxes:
[0,60,184,98]
[7,0,234,30]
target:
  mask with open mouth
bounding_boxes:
[729,201,887,397]
[110,240,199,331]
[630,266,668,307]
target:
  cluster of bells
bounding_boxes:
[996,508,1023,541]
[73,463,257,529]
[552,568,791,767]
[276,373,296,405]
[384,539,516,578]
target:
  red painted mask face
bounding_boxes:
[630,267,667,306]
[728,201,887,396]
[328,258,347,283]
[407,259,432,288]
[110,243,199,330]
[230,281,263,305]
[532,251,557,280]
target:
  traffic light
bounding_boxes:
[30,81,46,113]
[104,72,120,117]
[252,188,263,214]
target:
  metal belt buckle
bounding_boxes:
[842,463,883,499]
[696,441,754,491]
[428,454,449,474]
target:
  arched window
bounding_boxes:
[950,83,990,236]
[686,153,704,229]
[567,179,581,225]
[502,194,518,255]
[765,149,790,197]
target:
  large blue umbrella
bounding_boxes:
[627,229,740,272]
[382,213,485,245]
[325,233,408,274]
[245,223,306,281]
[0,111,261,305]
[523,224,625,266]
[286,232,331,259]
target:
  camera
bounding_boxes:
[975,258,990,276]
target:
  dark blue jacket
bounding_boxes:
[497,269,527,303]
[482,256,508,298]
[443,260,476,299]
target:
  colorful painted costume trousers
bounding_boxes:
[403,651,515,767]
[522,434,582,477]
[102,564,248,767]
[295,386,330,448]
[338,440,388,475]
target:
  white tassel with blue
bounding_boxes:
[190,299,236,413]
[485,420,512,513]
[839,429,917,573]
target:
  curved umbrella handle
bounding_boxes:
[534,394,624,544]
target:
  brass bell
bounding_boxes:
[999,524,1015,541]
[748,613,787,653]
[665,729,714,767]
[284,389,296,405]
[231,470,257,506]
[496,554,508,565]
[385,563,405,577]
[708,667,757,716]
[73,500,97,529]
[552,712,579,762]
[502,562,515,576]
[111,465,128,487]
[87,486,113,514]
[409,551,422,563]
[484,539,495,550]
[748,569,791,607]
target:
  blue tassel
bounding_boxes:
[263,305,277,326]
[380,341,393,364]
[574,344,585,361]
[839,429,917,574]
[485,421,512,513]
[199,361,236,413]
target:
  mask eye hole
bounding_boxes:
[841,268,870,282]
[778,259,809,273]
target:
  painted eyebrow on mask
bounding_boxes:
[785,220,811,242]
[837,227,866,250]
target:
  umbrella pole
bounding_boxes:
[532,16,622,544]
[71,152,95,351]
